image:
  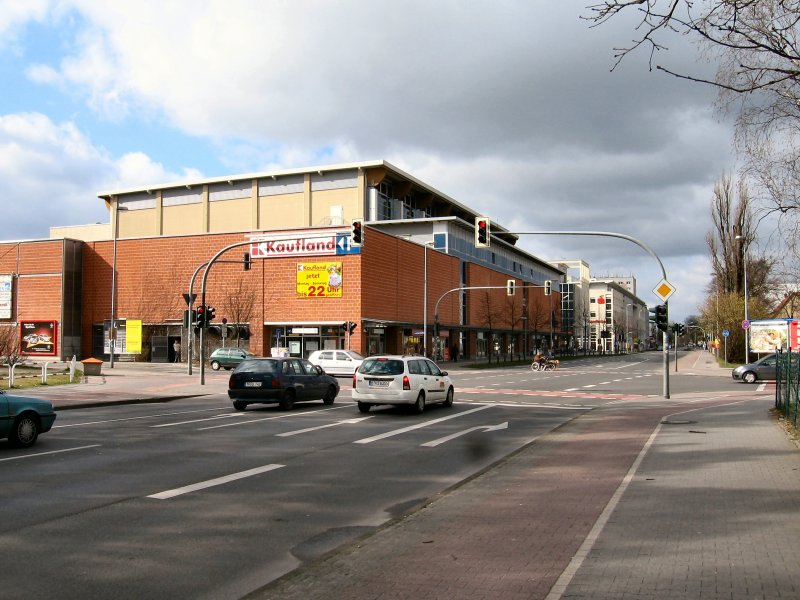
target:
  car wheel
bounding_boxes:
[412,391,425,414]
[743,371,757,384]
[232,400,248,411]
[279,389,295,410]
[443,387,454,407]
[10,413,40,447]
[357,401,371,413]
[211,361,221,371]
[323,385,338,405]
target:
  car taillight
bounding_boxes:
[403,375,410,390]
[352,374,357,388]
[271,377,281,389]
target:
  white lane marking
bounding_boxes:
[54,407,228,428]
[353,405,494,444]
[198,404,350,430]
[277,417,373,437]
[148,464,285,500]
[150,413,245,428]
[0,444,100,462]
[422,422,508,447]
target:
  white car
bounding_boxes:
[352,355,454,414]
[308,349,365,376]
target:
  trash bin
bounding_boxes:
[81,357,103,376]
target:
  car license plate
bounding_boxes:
[244,381,262,388]
[369,380,389,387]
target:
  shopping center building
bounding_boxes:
[1,160,576,363]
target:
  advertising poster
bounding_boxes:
[749,320,790,353]
[103,319,127,355]
[0,274,12,319]
[20,320,57,356]
[296,262,343,298]
[126,319,142,353]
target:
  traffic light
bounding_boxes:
[351,219,364,246]
[196,305,206,328]
[243,252,251,271]
[655,304,668,332]
[475,216,490,247]
[206,306,216,325]
[348,321,357,335]
[506,279,516,296]
[544,280,552,296]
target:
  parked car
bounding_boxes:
[308,349,365,376]
[228,357,340,410]
[732,354,777,384]
[352,355,454,414]
[1,391,57,447]
[209,347,255,370]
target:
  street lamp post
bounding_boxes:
[626,303,635,353]
[109,204,128,369]
[735,235,751,364]
[423,240,435,359]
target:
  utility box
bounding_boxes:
[81,357,103,376]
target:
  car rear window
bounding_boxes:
[360,359,404,376]
[235,359,278,373]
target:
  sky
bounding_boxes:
[0,0,738,321]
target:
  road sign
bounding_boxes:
[723,329,730,337]
[742,320,750,329]
[652,279,676,302]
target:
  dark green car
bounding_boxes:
[209,347,255,370]
[1,391,56,447]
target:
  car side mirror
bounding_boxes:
[440,371,448,376]
[315,365,324,374]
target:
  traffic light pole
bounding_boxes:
[504,230,671,399]
[191,240,255,384]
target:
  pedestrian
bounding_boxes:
[173,340,181,363]
[451,344,459,362]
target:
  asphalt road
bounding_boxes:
[0,351,743,599]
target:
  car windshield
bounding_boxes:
[359,358,404,375]
[346,351,365,360]
[234,359,279,373]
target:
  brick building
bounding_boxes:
[1,160,565,362]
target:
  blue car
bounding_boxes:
[1,391,57,447]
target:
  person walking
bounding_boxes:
[173,340,181,363]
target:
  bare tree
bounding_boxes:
[707,173,774,307]
[584,1,800,95]
[585,1,800,265]
[222,276,257,347]
[477,291,503,363]
[0,325,24,366]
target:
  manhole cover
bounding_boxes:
[661,420,697,425]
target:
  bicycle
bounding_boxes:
[531,359,559,371]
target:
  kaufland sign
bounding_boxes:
[249,230,358,258]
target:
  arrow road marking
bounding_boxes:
[421,422,509,447]
[353,404,494,444]
[276,417,373,437]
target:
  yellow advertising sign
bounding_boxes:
[125,319,142,353]
[296,262,343,298]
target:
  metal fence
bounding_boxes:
[775,351,800,426]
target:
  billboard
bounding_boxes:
[0,274,12,319]
[749,319,800,353]
[20,320,57,356]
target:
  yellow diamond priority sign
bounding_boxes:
[653,279,676,302]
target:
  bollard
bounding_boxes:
[42,361,51,384]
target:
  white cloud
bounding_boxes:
[1,1,740,319]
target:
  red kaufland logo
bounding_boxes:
[250,234,338,258]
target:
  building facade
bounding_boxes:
[1,161,569,363]
[588,278,649,352]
